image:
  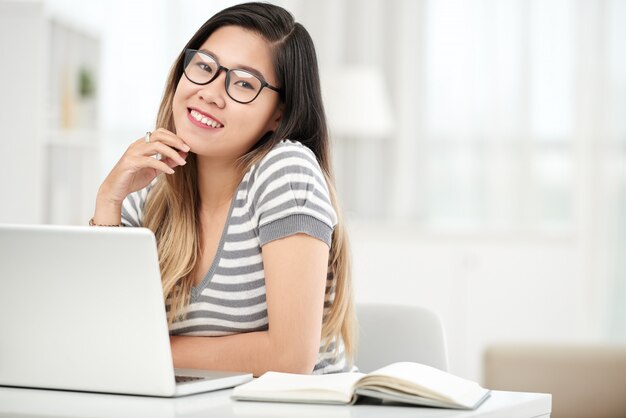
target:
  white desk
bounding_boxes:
[0,386,550,418]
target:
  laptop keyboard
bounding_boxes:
[175,375,205,383]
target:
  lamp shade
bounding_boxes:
[321,66,394,139]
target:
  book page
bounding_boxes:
[232,371,366,404]
[357,362,489,408]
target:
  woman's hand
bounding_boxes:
[98,128,190,205]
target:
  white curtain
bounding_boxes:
[286,0,626,340]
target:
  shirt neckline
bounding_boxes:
[190,178,245,301]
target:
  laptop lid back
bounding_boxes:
[0,224,176,396]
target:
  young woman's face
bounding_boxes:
[172,25,282,159]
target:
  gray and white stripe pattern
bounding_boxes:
[122,139,350,374]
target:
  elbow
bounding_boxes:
[291,356,318,375]
[271,345,318,375]
[277,359,317,375]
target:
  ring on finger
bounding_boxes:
[144,131,151,143]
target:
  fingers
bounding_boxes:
[150,142,188,166]
[161,151,189,169]
[141,155,177,175]
[130,128,190,168]
[148,128,191,153]
[122,128,191,178]
[99,129,189,204]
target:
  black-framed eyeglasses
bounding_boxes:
[183,49,281,104]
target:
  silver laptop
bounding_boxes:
[0,224,252,397]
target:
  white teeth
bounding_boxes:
[190,110,222,128]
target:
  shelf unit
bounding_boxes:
[0,1,101,225]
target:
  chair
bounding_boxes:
[484,344,626,418]
[355,303,449,372]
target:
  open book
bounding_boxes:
[232,362,491,409]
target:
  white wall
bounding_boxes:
[350,221,596,381]
[0,1,46,224]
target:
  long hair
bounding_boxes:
[143,2,355,363]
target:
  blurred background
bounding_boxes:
[1,0,624,392]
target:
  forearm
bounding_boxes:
[170,235,328,377]
[170,330,318,377]
[92,192,123,225]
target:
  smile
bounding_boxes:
[188,109,223,128]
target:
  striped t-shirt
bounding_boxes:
[121,139,350,374]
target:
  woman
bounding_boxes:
[91,2,355,376]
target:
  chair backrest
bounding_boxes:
[484,344,626,418]
[355,303,449,372]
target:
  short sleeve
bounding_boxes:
[121,185,151,227]
[252,141,338,247]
